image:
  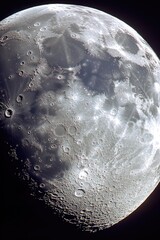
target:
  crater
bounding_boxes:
[54,124,66,136]
[16,94,24,103]
[115,32,139,54]
[4,108,14,118]
[75,188,85,197]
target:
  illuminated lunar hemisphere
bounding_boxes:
[0,4,160,232]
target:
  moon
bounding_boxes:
[0,4,160,232]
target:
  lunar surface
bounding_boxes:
[0,4,160,232]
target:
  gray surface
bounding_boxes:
[0,4,160,232]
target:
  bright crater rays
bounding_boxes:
[0,4,160,232]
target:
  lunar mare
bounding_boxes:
[0,4,160,232]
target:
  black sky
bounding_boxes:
[1,1,160,240]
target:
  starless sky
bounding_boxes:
[1,1,160,240]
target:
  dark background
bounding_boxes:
[1,1,160,240]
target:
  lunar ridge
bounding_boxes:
[0,4,160,232]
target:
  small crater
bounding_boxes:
[18,70,24,77]
[77,139,82,145]
[79,168,89,180]
[27,50,33,56]
[34,22,40,27]
[57,74,63,80]
[85,205,93,212]
[110,108,117,116]
[4,108,13,118]
[51,144,57,149]
[16,94,23,103]
[71,33,77,39]
[127,121,135,128]
[92,141,97,146]
[63,146,70,153]
[40,26,47,32]
[8,75,14,80]
[68,126,77,135]
[140,133,153,143]
[99,138,103,144]
[39,183,45,188]
[34,165,40,171]
[29,82,34,88]
[75,188,85,197]
[2,35,8,41]
[0,35,8,44]
[54,124,66,136]
[20,61,25,65]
